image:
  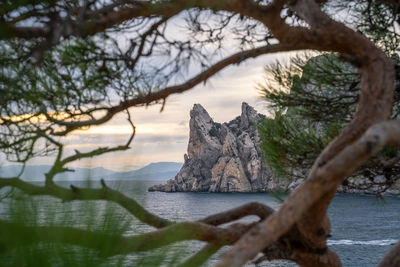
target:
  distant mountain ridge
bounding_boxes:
[0,162,182,181]
[105,162,183,180]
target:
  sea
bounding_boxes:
[1,179,399,267]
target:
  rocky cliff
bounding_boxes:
[149,103,289,192]
[149,103,400,195]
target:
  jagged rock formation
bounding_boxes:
[149,103,400,195]
[149,103,289,192]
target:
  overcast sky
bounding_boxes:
[58,53,285,171]
[11,52,292,172]
[0,6,351,173]
[0,12,302,172]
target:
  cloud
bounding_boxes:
[6,50,294,170]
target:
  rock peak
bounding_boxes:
[192,103,206,112]
[148,103,282,192]
[241,101,251,110]
[148,106,400,194]
[240,102,260,129]
[190,103,212,121]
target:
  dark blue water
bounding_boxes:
[2,179,399,266]
[92,180,400,266]
[328,194,399,266]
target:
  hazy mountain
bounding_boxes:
[0,162,182,181]
[104,162,182,180]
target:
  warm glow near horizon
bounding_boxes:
[1,53,283,170]
[72,123,188,136]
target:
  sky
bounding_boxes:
[0,14,300,172]
[0,13,300,172]
[44,53,284,172]
[0,9,306,172]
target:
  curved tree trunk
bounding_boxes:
[216,0,396,266]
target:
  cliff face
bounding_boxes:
[149,103,288,192]
[149,103,400,195]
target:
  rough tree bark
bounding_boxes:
[216,0,397,266]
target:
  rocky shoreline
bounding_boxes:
[149,103,400,195]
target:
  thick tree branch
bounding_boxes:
[253,241,340,267]
[3,0,283,41]
[215,0,396,265]
[217,120,400,266]
[287,0,395,256]
[198,201,274,225]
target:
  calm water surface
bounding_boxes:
[2,179,400,266]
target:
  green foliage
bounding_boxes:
[353,1,400,54]
[0,38,114,115]
[0,37,128,162]
[0,181,197,267]
[258,53,354,177]
[326,0,400,54]
[258,111,342,177]
[258,52,400,178]
[259,53,359,123]
[208,126,218,137]
[0,190,130,267]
